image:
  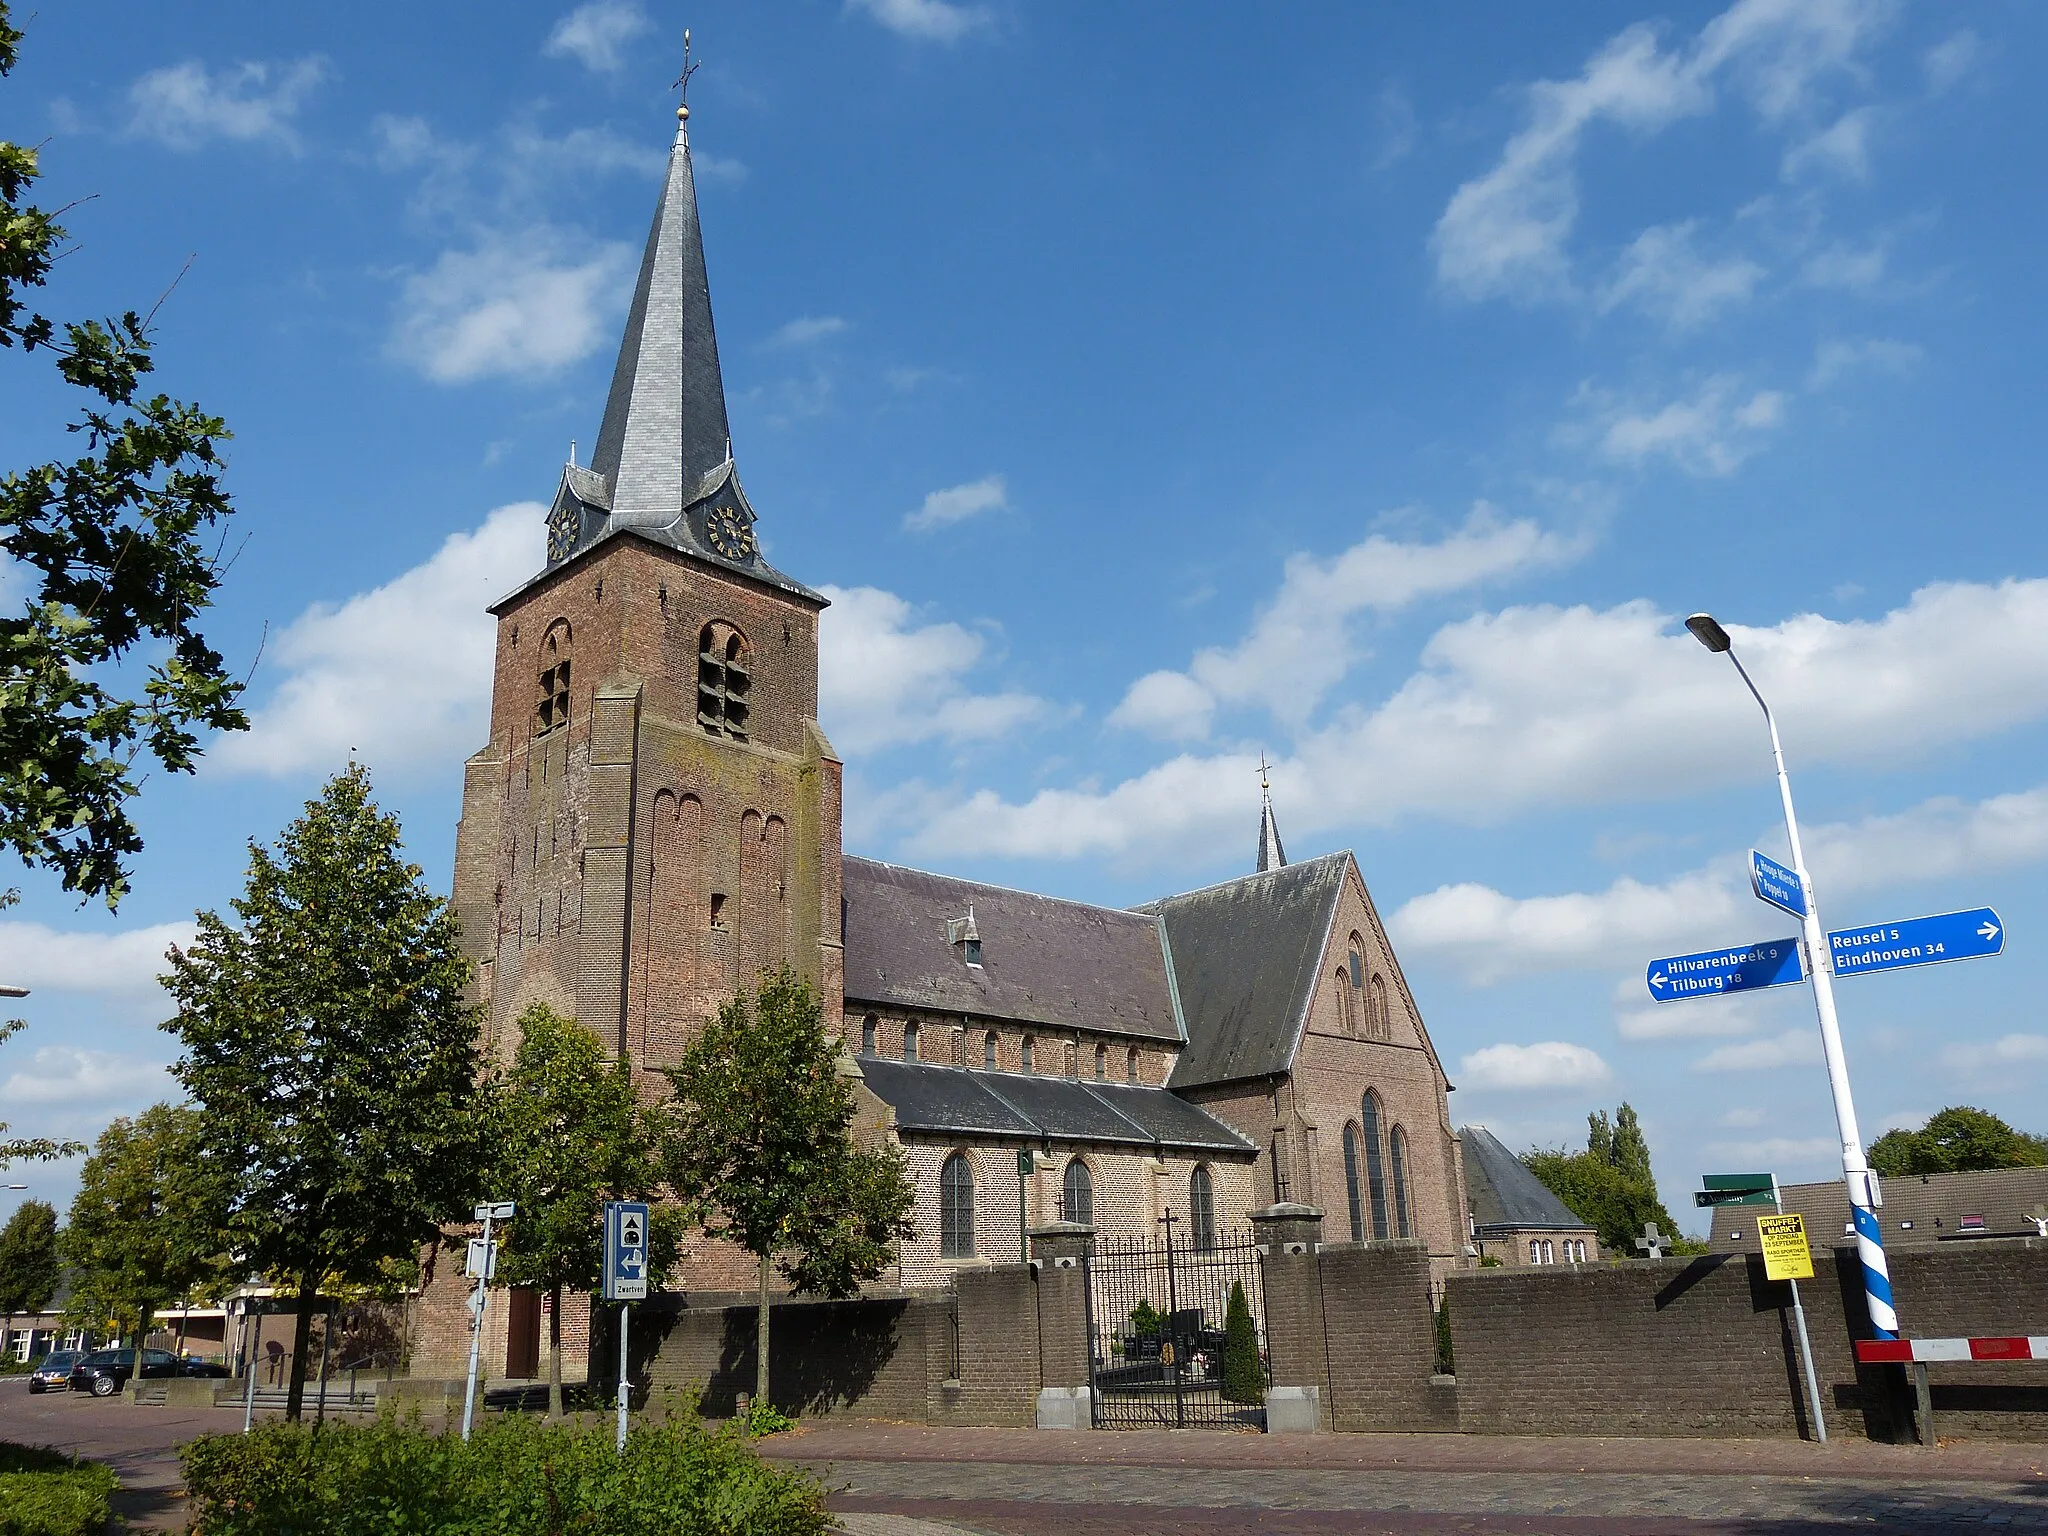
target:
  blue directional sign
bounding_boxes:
[1827,907,2005,980]
[1749,850,1807,920]
[1646,937,1804,1003]
[603,1201,649,1302]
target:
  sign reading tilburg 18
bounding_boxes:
[1756,1213,1815,1282]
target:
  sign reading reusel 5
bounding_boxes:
[1756,1212,1815,1281]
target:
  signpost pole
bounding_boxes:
[1777,1176,1827,1443]
[617,1302,630,1452]
[461,1206,493,1442]
[1687,616,1897,1340]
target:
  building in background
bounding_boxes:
[1462,1125,1600,1267]
[1710,1166,2048,1251]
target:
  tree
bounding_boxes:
[162,765,494,1420]
[62,1104,229,1384]
[491,1004,679,1418]
[1220,1279,1262,1405]
[1,4,248,907]
[1869,1106,2048,1178]
[1523,1102,1702,1258]
[0,1196,59,1353]
[661,969,916,1408]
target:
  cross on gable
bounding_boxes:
[2027,1204,2048,1238]
[1634,1223,1670,1259]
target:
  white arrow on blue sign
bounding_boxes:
[1646,937,1805,1003]
[604,1201,650,1302]
[1827,907,2005,979]
[1749,850,1807,920]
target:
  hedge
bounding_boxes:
[0,1443,119,1536]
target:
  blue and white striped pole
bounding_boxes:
[1686,616,1896,1339]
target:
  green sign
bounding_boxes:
[1018,1149,1034,1178]
[1695,1171,1777,1208]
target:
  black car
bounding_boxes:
[25,1349,82,1394]
[68,1347,178,1397]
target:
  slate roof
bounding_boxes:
[1461,1125,1594,1232]
[842,857,1184,1042]
[1708,1165,2048,1250]
[854,1058,1254,1155]
[1140,852,1350,1090]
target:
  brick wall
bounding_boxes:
[1317,1241,1455,1431]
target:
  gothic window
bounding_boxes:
[1065,1041,1078,1077]
[1370,973,1389,1040]
[1347,938,1366,1034]
[984,1031,999,1069]
[940,1153,975,1258]
[1127,1046,1140,1084]
[696,622,750,740]
[903,1022,920,1062]
[1095,1043,1108,1080]
[1360,1090,1390,1240]
[536,623,572,736]
[1190,1165,1217,1252]
[1062,1159,1094,1227]
[860,1016,876,1055]
[1336,969,1356,1036]
[1021,1035,1035,1072]
[1389,1126,1412,1239]
[1342,1123,1365,1243]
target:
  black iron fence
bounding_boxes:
[1086,1227,1267,1429]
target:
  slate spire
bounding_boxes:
[587,98,732,530]
[1256,757,1287,873]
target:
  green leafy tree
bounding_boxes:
[492,1003,680,1418]
[1869,1106,2048,1178]
[1,5,248,907]
[62,1104,230,1384]
[1523,1102,1702,1258]
[661,969,916,1409]
[0,1196,59,1351]
[162,765,494,1420]
[1220,1279,1262,1404]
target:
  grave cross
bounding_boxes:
[2026,1204,2048,1239]
[1634,1223,1671,1259]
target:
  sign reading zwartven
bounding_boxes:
[1756,1212,1815,1281]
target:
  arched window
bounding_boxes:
[536,622,572,735]
[1062,1159,1094,1227]
[984,1031,999,1070]
[860,1015,876,1055]
[1529,1239,1542,1265]
[1342,1123,1365,1243]
[1348,937,1367,1034]
[903,1022,920,1062]
[1021,1035,1035,1072]
[1389,1126,1412,1239]
[940,1154,975,1258]
[1095,1043,1108,1079]
[696,622,750,740]
[1360,1091,1390,1240]
[1127,1046,1140,1084]
[1190,1165,1216,1252]
[1369,974,1389,1040]
[1542,1239,1555,1265]
[1336,969,1356,1036]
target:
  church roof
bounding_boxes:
[1141,852,1351,1090]
[1460,1125,1594,1233]
[853,1058,1254,1155]
[842,857,1184,1042]
[493,107,822,613]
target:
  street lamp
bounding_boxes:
[1686,612,1897,1339]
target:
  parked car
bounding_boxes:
[175,1356,230,1378]
[26,1350,82,1394]
[68,1347,179,1397]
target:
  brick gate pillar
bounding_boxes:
[1251,1202,1328,1433]
[1028,1221,1094,1429]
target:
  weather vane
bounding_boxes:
[674,28,701,115]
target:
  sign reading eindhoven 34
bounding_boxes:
[1756,1213,1815,1282]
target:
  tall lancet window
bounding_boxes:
[696,621,750,740]
[536,622,572,736]
[1361,1090,1390,1239]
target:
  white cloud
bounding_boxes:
[1694,1028,1818,1072]
[1806,337,1921,390]
[0,1046,171,1109]
[127,57,326,152]
[1801,239,1888,293]
[1941,1034,2048,1078]
[1432,0,1886,304]
[848,0,991,43]
[1599,221,1765,329]
[819,585,1051,756]
[389,230,634,383]
[1583,375,1787,476]
[1459,1041,1612,1092]
[1783,107,1877,182]
[1706,1134,1837,1164]
[902,475,1009,535]
[1721,1106,1767,1128]
[544,2,652,72]
[1107,507,1578,740]
[214,504,544,780]
[1924,31,1981,95]
[769,316,850,349]
[0,921,195,995]
[907,578,2048,868]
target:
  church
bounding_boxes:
[419,94,1468,1380]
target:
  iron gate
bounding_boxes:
[1086,1228,1268,1429]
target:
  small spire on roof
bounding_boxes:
[1256,752,1287,873]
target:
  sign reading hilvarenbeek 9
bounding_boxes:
[1645,938,1805,1003]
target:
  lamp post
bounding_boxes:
[1684,612,1896,1339]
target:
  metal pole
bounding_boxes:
[241,1302,258,1434]
[1724,645,1897,1341]
[1775,1176,1827,1443]
[616,1303,630,1452]
[461,1209,493,1441]
[1161,1209,1184,1430]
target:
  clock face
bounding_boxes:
[705,504,756,560]
[547,500,579,563]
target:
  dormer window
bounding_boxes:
[697,621,750,740]
[536,623,571,735]
[948,907,982,967]
[964,938,982,965]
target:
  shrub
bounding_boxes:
[0,1442,118,1536]
[180,1409,828,1536]
[742,1400,796,1437]
[1433,1296,1454,1376]
[1220,1279,1263,1405]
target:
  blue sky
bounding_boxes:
[4,0,2046,1234]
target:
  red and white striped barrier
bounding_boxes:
[1856,1336,2048,1363]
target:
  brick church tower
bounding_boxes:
[449,98,844,1087]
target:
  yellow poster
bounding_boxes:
[1756,1212,1815,1281]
